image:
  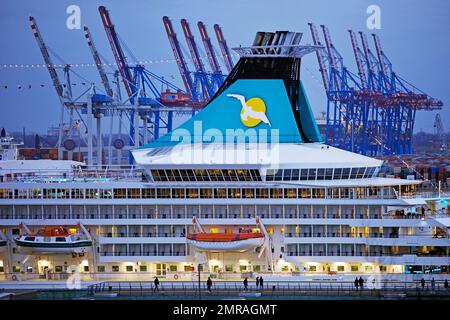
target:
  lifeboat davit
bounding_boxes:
[15,226,92,254]
[187,231,264,252]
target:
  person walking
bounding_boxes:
[243,277,248,291]
[358,277,364,289]
[354,277,359,290]
[420,278,425,290]
[431,278,435,291]
[206,277,212,293]
[153,277,160,292]
[259,276,264,289]
[444,279,449,290]
[255,276,260,290]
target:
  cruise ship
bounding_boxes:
[0,31,449,282]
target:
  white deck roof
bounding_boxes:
[132,142,383,169]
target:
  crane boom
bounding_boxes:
[213,24,234,73]
[308,23,329,92]
[83,26,114,97]
[98,6,134,97]
[320,24,341,92]
[348,30,367,90]
[180,19,206,73]
[163,16,195,100]
[29,16,64,98]
[197,21,222,74]
[180,19,211,100]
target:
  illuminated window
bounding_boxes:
[140,265,147,272]
[309,265,317,272]
[225,265,233,272]
[170,265,177,272]
[267,228,274,235]
[239,265,247,271]
[337,265,345,272]
[210,228,219,233]
[351,265,359,272]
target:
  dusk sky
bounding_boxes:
[0,0,448,134]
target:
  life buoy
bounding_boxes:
[11,274,17,281]
[174,274,179,280]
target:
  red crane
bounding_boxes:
[213,24,234,73]
[163,16,195,100]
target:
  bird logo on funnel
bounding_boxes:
[227,94,271,127]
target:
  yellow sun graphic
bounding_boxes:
[240,97,267,127]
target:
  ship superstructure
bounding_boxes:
[0,31,449,281]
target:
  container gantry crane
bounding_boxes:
[309,21,443,156]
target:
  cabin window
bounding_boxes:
[139,265,147,272]
[200,189,213,198]
[126,265,133,272]
[270,188,283,199]
[253,265,261,272]
[169,265,177,272]
[12,266,20,273]
[84,266,89,272]
[337,265,345,272]
[97,266,105,272]
[24,237,35,241]
[239,265,247,271]
[112,265,119,272]
[187,188,199,198]
[55,266,63,272]
[55,237,66,242]
[284,188,297,199]
[172,189,185,198]
[142,188,155,198]
[256,188,269,198]
[128,189,141,199]
[225,265,233,272]
[214,188,227,198]
[342,168,351,179]
[157,188,171,198]
[333,168,343,179]
[243,188,254,198]
[282,169,292,181]
[307,168,317,180]
[265,169,275,181]
[274,169,283,181]
[316,168,325,180]
[309,265,317,272]
[351,265,359,272]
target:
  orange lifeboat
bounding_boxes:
[187,229,264,252]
